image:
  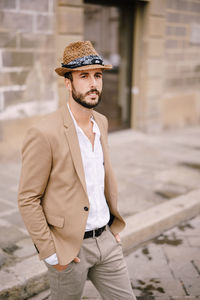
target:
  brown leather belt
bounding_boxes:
[84,225,106,239]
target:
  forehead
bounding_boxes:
[72,68,103,76]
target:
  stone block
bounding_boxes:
[181,277,200,296]
[189,1,200,13]
[57,85,68,107]
[0,31,16,48]
[0,255,49,299]
[175,26,186,37]
[161,93,198,128]
[20,33,54,49]
[127,243,173,279]
[167,12,186,24]
[57,75,64,87]
[145,100,161,122]
[0,71,29,86]
[155,182,188,199]
[36,15,54,32]
[27,289,50,300]
[0,11,33,32]
[19,0,49,12]
[58,0,82,5]
[131,277,185,298]
[167,12,180,23]
[166,25,173,36]
[154,166,200,198]
[167,0,188,11]
[121,189,200,252]
[0,225,27,249]
[56,6,83,34]
[14,238,36,258]
[164,246,200,278]
[149,17,165,37]
[2,211,27,229]
[0,116,43,159]
[187,236,200,247]
[147,59,164,78]
[0,269,22,299]
[149,0,167,16]
[148,38,164,57]
[0,0,16,9]
[0,200,14,212]
[56,34,83,61]
[2,51,34,67]
[35,52,55,70]
[4,90,24,108]
[147,78,162,97]
[165,39,178,49]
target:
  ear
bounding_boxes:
[64,78,72,91]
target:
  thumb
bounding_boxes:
[73,257,80,263]
[115,234,121,243]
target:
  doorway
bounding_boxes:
[84,1,134,130]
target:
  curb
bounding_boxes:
[121,189,200,251]
[1,190,200,299]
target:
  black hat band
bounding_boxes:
[61,55,104,69]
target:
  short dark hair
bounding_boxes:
[64,72,73,81]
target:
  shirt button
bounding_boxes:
[84,206,89,211]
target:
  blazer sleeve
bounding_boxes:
[18,127,56,260]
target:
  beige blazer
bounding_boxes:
[18,102,125,265]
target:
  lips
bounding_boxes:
[86,89,100,96]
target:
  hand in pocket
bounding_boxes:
[53,256,80,271]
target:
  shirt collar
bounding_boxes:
[67,102,100,136]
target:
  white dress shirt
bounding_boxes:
[45,104,110,265]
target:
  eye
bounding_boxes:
[95,73,102,78]
[80,73,88,79]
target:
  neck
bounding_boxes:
[68,97,92,127]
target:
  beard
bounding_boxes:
[71,84,102,109]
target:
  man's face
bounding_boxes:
[67,69,103,109]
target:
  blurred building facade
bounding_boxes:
[0,0,200,157]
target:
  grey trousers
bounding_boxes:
[45,227,136,300]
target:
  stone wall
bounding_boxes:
[135,0,200,131]
[145,0,166,132]
[0,0,57,119]
[0,0,57,158]
[131,0,166,132]
[162,0,200,128]
[1,0,200,158]
[55,0,83,106]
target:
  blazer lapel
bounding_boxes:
[60,103,87,196]
[92,112,109,171]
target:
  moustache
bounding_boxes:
[85,89,100,96]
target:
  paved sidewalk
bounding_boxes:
[29,215,200,300]
[127,215,200,299]
[1,126,200,299]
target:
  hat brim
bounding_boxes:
[55,64,112,77]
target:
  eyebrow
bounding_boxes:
[79,72,89,76]
[79,71,103,76]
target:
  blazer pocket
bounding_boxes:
[45,213,64,228]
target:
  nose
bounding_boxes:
[89,75,97,88]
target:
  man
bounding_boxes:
[18,41,135,300]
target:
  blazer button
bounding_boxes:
[84,206,89,211]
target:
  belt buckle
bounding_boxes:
[92,229,96,238]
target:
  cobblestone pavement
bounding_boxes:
[29,215,200,300]
[126,215,200,300]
